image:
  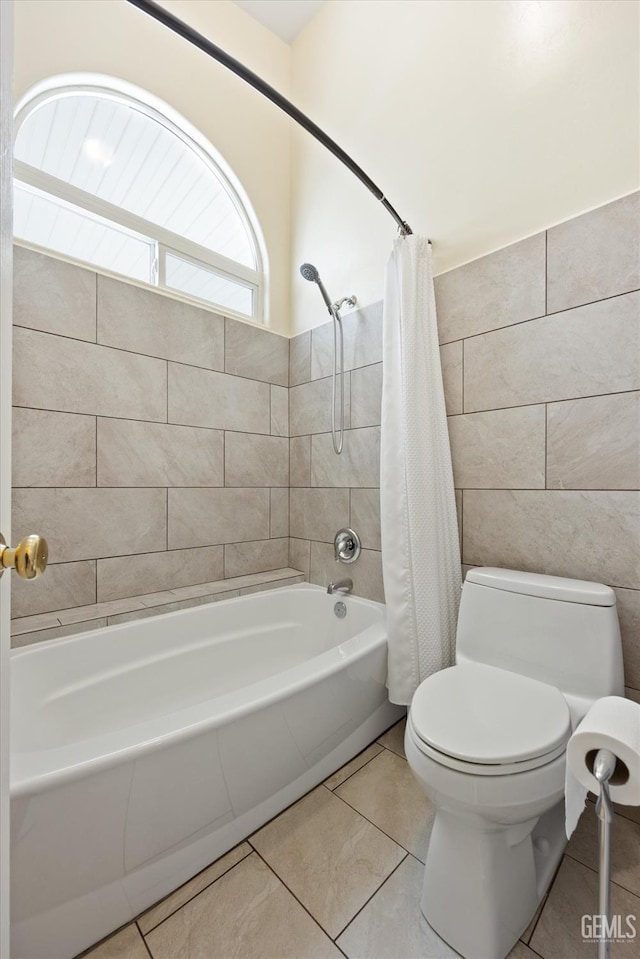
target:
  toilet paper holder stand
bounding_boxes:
[593,748,617,959]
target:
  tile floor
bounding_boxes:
[79,719,640,959]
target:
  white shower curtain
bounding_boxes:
[380,236,461,705]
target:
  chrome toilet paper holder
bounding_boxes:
[593,748,617,959]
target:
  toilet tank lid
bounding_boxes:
[466,568,616,606]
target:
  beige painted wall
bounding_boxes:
[13,0,292,333]
[290,0,640,333]
[13,1,640,337]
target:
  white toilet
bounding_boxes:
[405,567,624,959]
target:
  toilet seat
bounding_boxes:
[409,662,572,776]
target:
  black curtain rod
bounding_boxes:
[126,0,413,236]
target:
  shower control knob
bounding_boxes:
[0,533,48,580]
[334,528,361,564]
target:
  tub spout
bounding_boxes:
[327,578,353,595]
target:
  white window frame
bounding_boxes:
[13,82,265,325]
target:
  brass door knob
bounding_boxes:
[0,533,48,580]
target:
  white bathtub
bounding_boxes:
[10,583,401,959]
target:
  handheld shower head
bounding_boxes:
[299,260,349,456]
[299,262,333,313]
[299,262,319,283]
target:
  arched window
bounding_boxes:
[13,79,265,321]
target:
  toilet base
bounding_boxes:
[420,799,566,959]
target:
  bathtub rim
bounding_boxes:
[11,583,388,798]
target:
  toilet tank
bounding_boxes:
[456,568,624,702]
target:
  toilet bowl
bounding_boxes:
[405,567,624,959]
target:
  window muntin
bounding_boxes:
[14,85,263,322]
[14,181,155,284]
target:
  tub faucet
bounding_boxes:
[327,578,353,595]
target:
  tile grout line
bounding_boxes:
[444,487,637,493]
[16,282,639,374]
[14,384,638,433]
[248,845,344,948]
[12,566,302,625]
[544,403,548,489]
[14,483,291,490]
[135,921,155,959]
[523,895,549,950]
[13,577,305,637]
[137,847,254,938]
[295,357,383,386]
[436,285,640,346]
[544,229,548,316]
[244,786,327,848]
[333,852,410,943]
[325,780,420,859]
[330,732,407,788]
[14,322,287,389]
[72,917,135,959]
[287,429,292,542]
[325,743,386,791]
[291,424,381,439]
[523,854,564,950]
[16,538,301,564]
[563,850,640,899]
[609,805,640,825]
[446,388,640,417]
[11,403,273,435]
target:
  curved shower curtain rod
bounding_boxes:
[126,0,413,236]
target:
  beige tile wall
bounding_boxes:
[11,246,290,624]
[288,304,458,604]
[435,191,640,698]
[289,192,639,699]
[288,304,384,602]
[12,191,639,681]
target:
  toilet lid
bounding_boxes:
[410,663,571,765]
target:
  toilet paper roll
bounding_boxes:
[565,696,640,838]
